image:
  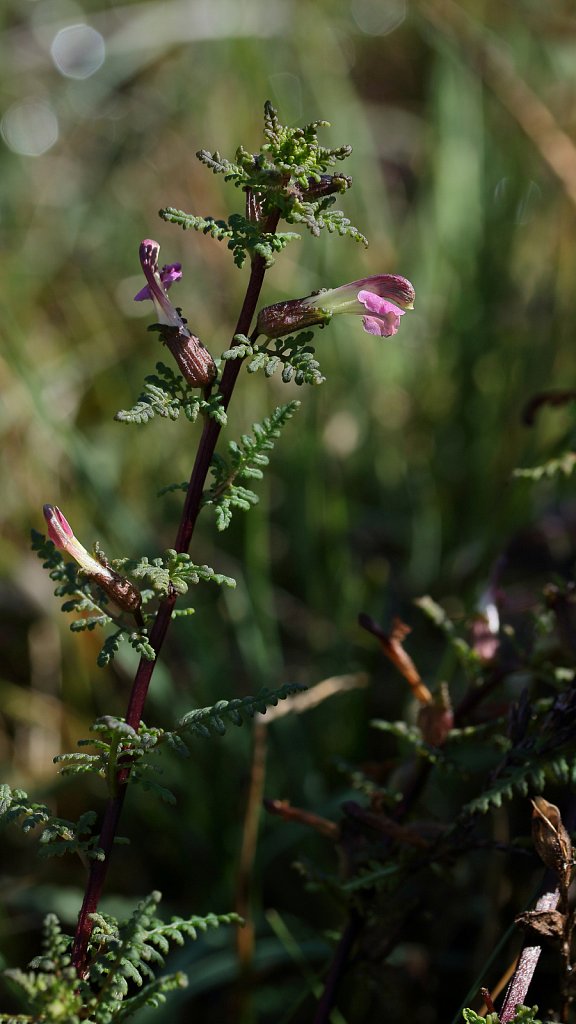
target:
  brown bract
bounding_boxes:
[531,796,572,887]
[359,612,433,703]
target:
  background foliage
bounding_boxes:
[2,0,576,1021]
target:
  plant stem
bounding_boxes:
[235,720,268,971]
[71,211,280,976]
[499,888,560,1022]
[312,909,362,1024]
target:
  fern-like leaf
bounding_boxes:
[171,683,306,744]
[0,787,104,863]
[159,102,363,270]
[157,481,189,497]
[371,719,453,767]
[159,207,232,239]
[513,452,576,480]
[222,331,325,385]
[121,550,235,597]
[115,361,226,427]
[0,785,50,832]
[1,895,240,1023]
[461,754,574,817]
[203,402,300,530]
[463,1009,501,1024]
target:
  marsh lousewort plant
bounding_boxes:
[2,103,416,1021]
[4,100,576,1024]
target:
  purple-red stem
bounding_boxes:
[499,888,560,1022]
[71,211,280,975]
[313,909,362,1024]
[500,796,576,1020]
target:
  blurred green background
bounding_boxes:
[2,0,576,1020]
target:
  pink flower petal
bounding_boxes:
[134,262,182,302]
[42,504,108,576]
[43,504,74,546]
[357,291,404,318]
[134,241,183,327]
[362,314,399,337]
[159,262,182,288]
[359,291,404,337]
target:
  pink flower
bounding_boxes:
[134,240,184,327]
[134,239,216,387]
[256,274,415,340]
[44,504,106,575]
[43,505,142,616]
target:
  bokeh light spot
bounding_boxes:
[323,410,361,456]
[1,100,59,157]
[50,23,105,79]
[350,0,406,35]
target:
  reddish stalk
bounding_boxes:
[235,721,269,971]
[499,795,576,1022]
[71,210,280,976]
[499,888,560,1023]
[312,910,362,1024]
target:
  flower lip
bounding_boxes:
[358,291,405,337]
[134,247,182,302]
[134,239,183,327]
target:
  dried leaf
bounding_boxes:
[418,682,454,746]
[359,613,432,704]
[515,908,566,943]
[531,797,572,882]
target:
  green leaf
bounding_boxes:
[115,361,226,427]
[124,550,235,598]
[513,452,576,480]
[463,1010,500,1024]
[1,894,240,1023]
[160,102,364,270]
[171,683,306,746]
[246,332,325,386]
[203,402,300,530]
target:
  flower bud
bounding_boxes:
[293,173,352,201]
[43,505,142,616]
[257,274,415,341]
[135,240,216,387]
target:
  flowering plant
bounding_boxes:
[3,102,415,1022]
[3,97,575,1024]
